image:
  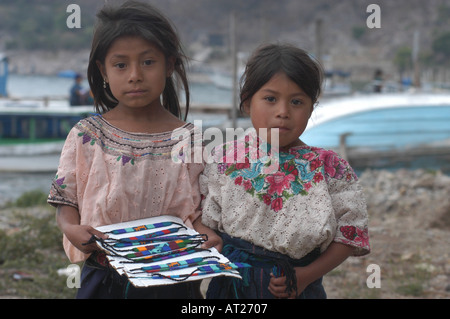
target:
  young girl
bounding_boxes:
[200,44,370,299]
[48,1,219,299]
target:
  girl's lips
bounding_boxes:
[125,90,147,96]
[272,127,290,132]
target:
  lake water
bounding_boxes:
[6,74,233,105]
[2,75,450,205]
[0,171,54,206]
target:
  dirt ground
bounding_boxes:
[1,169,449,299]
[323,169,450,299]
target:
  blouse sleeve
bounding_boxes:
[47,127,80,209]
[327,157,370,256]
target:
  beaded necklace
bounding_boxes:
[122,246,209,263]
[129,256,221,274]
[104,221,186,235]
[110,234,207,248]
[148,262,252,282]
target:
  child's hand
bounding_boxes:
[64,224,108,255]
[268,267,308,299]
[56,205,108,255]
[192,217,223,252]
[201,231,223,253]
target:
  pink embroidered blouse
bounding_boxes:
[48,115,204,263]
[200,130,370,260]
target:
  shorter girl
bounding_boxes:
[200,44,370,299]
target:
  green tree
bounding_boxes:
[432,32,450,65]
[394,46,412,78]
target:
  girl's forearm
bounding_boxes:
[300,242,354,286]
[56,205,108,253]
[56,205,81,232]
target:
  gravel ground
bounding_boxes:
[323,169,450,299]
[1,168,449,299]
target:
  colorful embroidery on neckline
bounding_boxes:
[218,136,357,212]
[75,116,198,166]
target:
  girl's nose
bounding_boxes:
[276,102,290,118]
[128,63,143,83]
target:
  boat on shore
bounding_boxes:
[303,93,450,172]
[2,92,450,173]
[0,98,93,172]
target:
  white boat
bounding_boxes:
[302,93,450,172]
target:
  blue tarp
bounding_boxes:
[57,69,78,78]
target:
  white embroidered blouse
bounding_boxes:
[200,130,370,260]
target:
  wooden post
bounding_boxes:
[412,30,421,88]
[230,11,238,129]
[315,18,323,63]
[339,132,351,162]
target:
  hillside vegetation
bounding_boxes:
[1,0,450,81]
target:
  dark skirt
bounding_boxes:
[206,233,326,299]
[76,251,202,299]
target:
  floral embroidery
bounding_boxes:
[74,116,200,167]
[339,225,370,249]
[78,132,96,146]
[79,130,135,166]
[266,171,295,196]
[117,155,134,166]
[218,134,357,212]
[340,225,357,240]
[54,175,67,189]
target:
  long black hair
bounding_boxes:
[240,44,323,113]
[87,0,190,120]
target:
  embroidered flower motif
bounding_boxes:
[78,132,96,146]
[117,155,135,166]
[266,171,295,196]
[316,148,357,181]
[340,225,357,240]
[217,134,358,213]
[54,175,66,189]
[243,180,252,191]
[218,163,227,174]
[313,172,324,183]
[78,131,136,166]
[339,225,370,249]
[271,197,283,212]
[82,134,91,144]
[263,194,272,206]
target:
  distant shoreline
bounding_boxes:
[5,49,91,76]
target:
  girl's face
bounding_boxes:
[244,72,313,149]
[97,36,173,110]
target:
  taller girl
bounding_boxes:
[48,1,219,298]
